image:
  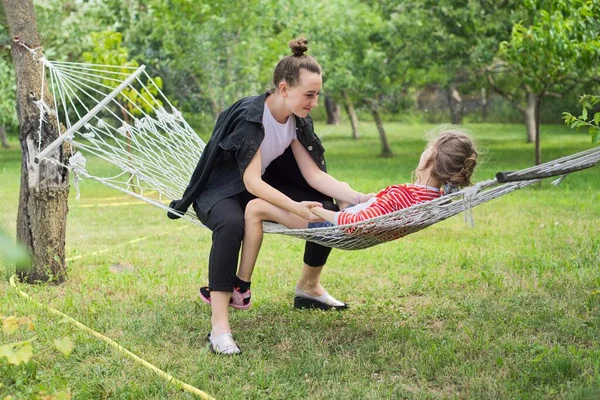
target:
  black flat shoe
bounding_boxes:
[293,296,349,311]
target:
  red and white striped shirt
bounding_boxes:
[335,184,441,225]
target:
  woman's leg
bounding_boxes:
[296,199,339,297]
[237,198,308,282]
[201,197,246,337]
[263,184,344,305]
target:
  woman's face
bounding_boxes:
[284,69,322,118]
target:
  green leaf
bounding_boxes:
[2,343,34,366]
[18,316,35,331]
[11,343,33,365]
[53,336,74,357]
[2,316,18,335]
[594,112,600,125]
[0,344,13,360]
[581,107,588,120]
[54,391,72,400]
[592,130,600,143]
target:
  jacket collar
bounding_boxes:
[245,91,310,128]
[245,92,269,123]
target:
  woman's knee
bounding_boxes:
[244,198,269,221]
[213,212,245,239]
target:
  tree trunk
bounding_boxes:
[209,97,220,121]
[342,90,359,139]
[480,88,488,122]
[448,85,463,125]
[325,95,341,125]
[4,0,70,283]
[534,94,542,165]
[366,99,393,158]
[524,90,536,143]
[0,126,9,148]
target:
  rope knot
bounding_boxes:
[461,183,484,227]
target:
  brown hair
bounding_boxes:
[272,37,322,88]
[425,125,478,188]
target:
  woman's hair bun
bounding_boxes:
[289,37,308,56]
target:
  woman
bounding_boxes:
[168,38,370,355]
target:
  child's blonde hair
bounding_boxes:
[424,125,478,189]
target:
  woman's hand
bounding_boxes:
[295,201,324,222]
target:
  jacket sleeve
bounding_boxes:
[167,139,218,219]
[166,110,233,219]
[217,121,261,178]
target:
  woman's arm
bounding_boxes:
[243,149,323,222]
[291,140,372,204]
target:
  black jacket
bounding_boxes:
[168,92,328,220]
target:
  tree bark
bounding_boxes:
[342,90,359,139]
[534,94,542,165]
[448,85,463,125]
[0,126,9,148]
[366,99,393,158]
[324,95,341,125]
[480,88,488,122]
[524,90,536,143]
[4,0,70,283]
[209,96,220,121]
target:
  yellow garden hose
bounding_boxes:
[9,275,215,400]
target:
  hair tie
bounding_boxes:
[443,183,460,195]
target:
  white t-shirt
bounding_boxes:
[260,102,297,175]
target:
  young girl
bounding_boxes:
[236,126,478,309]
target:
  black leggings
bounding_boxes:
[196,186,338,292]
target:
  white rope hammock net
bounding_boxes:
[30,53,600,250]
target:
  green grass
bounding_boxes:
[1,122,600,399]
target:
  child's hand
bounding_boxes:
[296,201,323,222]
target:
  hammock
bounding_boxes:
[28,52,600,250]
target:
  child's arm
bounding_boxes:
[311,206,338,224]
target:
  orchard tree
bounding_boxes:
[284,0,379,140]
[355,0,434,157]
[490,0,600,164]
[563,94,600,143]
[2,0,69,283]
[418,0,520,124]
[135,0,282,121]
[34,0,110,61]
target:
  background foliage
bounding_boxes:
[0,0,598,137]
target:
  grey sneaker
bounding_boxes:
[207,332,241,355]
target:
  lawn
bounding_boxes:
[1,122,599,399]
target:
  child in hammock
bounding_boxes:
[311,128,478,227]
[233,125,478,309]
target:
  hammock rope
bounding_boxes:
[27,50,600,250]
